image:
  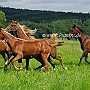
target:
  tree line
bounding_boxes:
[0,6,90,38]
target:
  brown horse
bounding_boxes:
[0,40,11,66]
[0,32,11,69]
[6,20,67,70]
[0,28,57,73]
[67,25,90,66]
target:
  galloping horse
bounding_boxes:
[6,20,67,70]
[0,32,11,69]
[0,40,10,65]
[0,28,57,73]
[67,25,90,65]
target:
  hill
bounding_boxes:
[0,6,90,23]
[1,6,90,38]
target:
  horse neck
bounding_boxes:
[77,29,87,46]
[17,26,34,41]
[1,30,16,48]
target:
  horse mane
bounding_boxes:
[72,25,84,33]
[77,27,84,33]
[20,25,37,36]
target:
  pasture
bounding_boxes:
[0,40,90,90]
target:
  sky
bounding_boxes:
[0,0,90,13]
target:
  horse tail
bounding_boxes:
[50,41,65,47]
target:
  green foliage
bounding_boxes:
[0,40,90,90]
[1,6,90,38]
[0,10,6,28]
[20,19,90,38]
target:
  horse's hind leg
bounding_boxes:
[26,58,29,70]
[48,57,55,69]
[34,56,45,70]
[41,54,50,73]
[53,55,67,70]
[35,64,44,70]
[85,53,90,64]
[78,51,88,66]
[1,52,8,62]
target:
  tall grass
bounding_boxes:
[0,40,90,90]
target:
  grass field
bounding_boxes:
[0,40,90,90]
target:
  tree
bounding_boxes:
[0,10,6,28]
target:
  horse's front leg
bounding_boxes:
[11,55,23,71]
[4,57,15,71]
[18,59,23,70]
[78,51,87,66]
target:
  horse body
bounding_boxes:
[0,28,52,72]
[68,25,90,65]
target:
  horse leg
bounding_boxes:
[78,51,87,66]
[41,54,50,73]
[48,57,55,69]
[18,59,23,70]
[34,55,45,70]
[4,56,15,71]
[85,53,90,64]
[11,55,23,71]
[1,52,8,62]
[26,58,29,70]
[35,55,55,70]
[52,55,67,70]
[35,64,44,70]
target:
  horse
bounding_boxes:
[67,25,90,66]
[0,28,59,73]
[0,40,11,67]
[50,33,59,43]
[6,20,67,70]
[0,32,11,69]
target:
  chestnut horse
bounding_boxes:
[6,20,67,70]
[0,28,57,73]
[0,32,11,69]
[0,40,10,65]
[67,25,90,66]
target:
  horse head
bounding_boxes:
[6,20,19,32]
[67,25,80,40]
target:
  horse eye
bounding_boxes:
[71,30,73,32]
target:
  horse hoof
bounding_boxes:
[53,68,56,71]
[64,67,68,70]
[78,64,80,66]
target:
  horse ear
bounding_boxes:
[72,24,76,28]
[16,20,18,23]
[0,28,2,31]
[12,20,14,23]
[15,20,18,24]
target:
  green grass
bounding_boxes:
[0,40,90,90]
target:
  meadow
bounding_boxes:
[0,40,90,90]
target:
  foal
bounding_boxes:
[0,28,53,73]
[0,32,11,68]
[0,40,11,65]
[68,25,90,65]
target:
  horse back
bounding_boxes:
[13,40,51,56]
[82,36,90,51]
